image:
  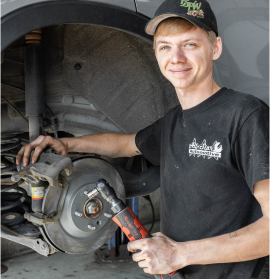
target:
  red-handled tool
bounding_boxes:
[85,179,184,279]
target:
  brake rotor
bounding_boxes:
[42,156,125,254]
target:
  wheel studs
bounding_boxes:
[88,225,96,230]
[75,211,83,217]
[104,213,112,218]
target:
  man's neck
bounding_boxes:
[175,79,221,110]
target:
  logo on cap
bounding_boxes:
[180,0,205,18]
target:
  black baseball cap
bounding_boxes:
[145,0,218,36]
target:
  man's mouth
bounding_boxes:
[169,68,192,75]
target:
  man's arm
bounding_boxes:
[16,133,141,167]
[128,179,269,275]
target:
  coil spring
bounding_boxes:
[1,136,29,227]
[25,29,42,45]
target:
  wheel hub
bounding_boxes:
[42,157,125,254]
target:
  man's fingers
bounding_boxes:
[16,135,68,167]
[143,267,155,275]
[127,239,145,252]
[22,144,37,167]
[137,260,148,268]
[16,135,48,167]
[16,146,25,165]
[31,140,50,164]
[151,232,164,237]
[132,251,146,262]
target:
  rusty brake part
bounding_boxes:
[11,153,73,186]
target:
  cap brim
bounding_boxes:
[145,13,212,36]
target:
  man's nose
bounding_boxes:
[170,47,186,64]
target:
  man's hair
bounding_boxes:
[153,18,217,50]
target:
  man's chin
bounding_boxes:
[171,80,193,90]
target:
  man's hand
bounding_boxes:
[16,135,68,167]
[127,232,186,275]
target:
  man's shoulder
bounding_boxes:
[221,88,268,117]
[162,105,181,120]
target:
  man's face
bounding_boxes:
[155,27,220,91]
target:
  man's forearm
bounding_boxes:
[60,133,137,158]
[178,216,269,268]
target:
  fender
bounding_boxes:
[1,0,136,17]
[1,0,152,51]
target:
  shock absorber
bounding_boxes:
[24,29,45,212]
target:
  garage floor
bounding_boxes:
[1,222,160,279]
[1,251,153,279]
[2,252,269,279]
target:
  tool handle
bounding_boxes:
[112,206,151,241]
[112,207,184,279]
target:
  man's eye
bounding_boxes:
[186,43,196,47]
[160,46,170,50]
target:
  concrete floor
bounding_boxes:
[1,251,153,279]
[1,219,268,279]
[1,221,160,279]
[2,252,269,279]
[2,250,269,279]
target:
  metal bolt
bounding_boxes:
[12,175,20,182]
[84,191,89,196]
[86,201,100,214]
[104,213,112,218]
[41,243,47,250]
[75,211,83,217]
[87,225,96,230]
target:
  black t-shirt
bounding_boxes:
[135,88,269,279]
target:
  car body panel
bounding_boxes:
[135,0,164,18]
[210,0,269,104]
[1,0,136,18]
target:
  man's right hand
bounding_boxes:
[16,135,68,167]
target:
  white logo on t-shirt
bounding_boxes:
[189,138,223,160]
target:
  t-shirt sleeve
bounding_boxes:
[135,117,163,165]
[233,107,269,193]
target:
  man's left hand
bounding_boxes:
[127,232,185,275]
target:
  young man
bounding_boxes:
[17,0,269,278]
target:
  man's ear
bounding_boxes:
[212,37,222,61]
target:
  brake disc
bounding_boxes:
[42,156,125,254]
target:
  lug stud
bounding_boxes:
[88,225,96,230]
[75,211,83,217]
[104,213,112,218]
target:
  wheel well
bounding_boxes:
[1,0,152,51]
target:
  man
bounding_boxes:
[17,0,269,278]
